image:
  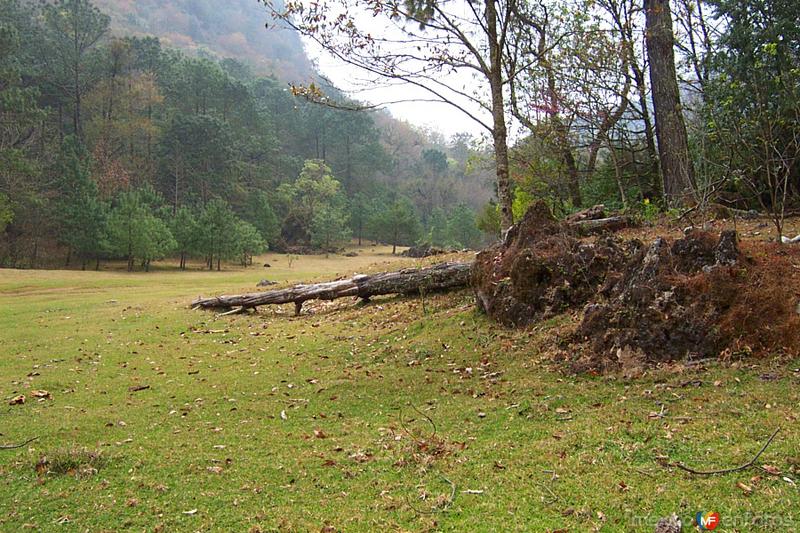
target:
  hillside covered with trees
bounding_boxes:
[0,0,495,270]
[90,0,317,82]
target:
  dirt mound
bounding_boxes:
[474,204,800,372]
[571,231,800,373]
[473,202,631,326]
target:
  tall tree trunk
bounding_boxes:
[556,122,581,207]
[486,0,513,230]
[542,49,582,207]
[644,0,695,206]
[631,59,661,188]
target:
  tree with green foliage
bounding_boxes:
[426,207,451,248]
[0,193,12,233]
[170,206,199,270]
[244,192,279,247]
[281,159,345,246]
[706,0,800,240]
[348,192,374,246]
[311,202,351,253]
[106,189,175,271]
[371,197,420,254]
[54,137,108,269]
[159,113,234,207]
[476,201,501,240]
[197,198,238,271]
[233,219,266,266]
[0,2,44,154]
[446,204,482,249]
[40,0,110,139]
[0,1,47,266]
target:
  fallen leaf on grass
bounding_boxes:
[313,429,327,439]
[762,465,782,476]
[207,466,224,474]
[31,390,52,400]
[280,410,288,420]
[737,481,753,495]
[349,451,373,463]
[9,395,25,405]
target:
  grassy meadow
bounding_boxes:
[0,246,798,532]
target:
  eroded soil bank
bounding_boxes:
[474,203,800,373]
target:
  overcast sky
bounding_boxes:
[297,14,493,142]
[314,53,485,139]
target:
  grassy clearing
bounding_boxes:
[0,247,798,532]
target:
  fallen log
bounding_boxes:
[565,204,607,223]
[573,215,632,234]
[192,261,473,314]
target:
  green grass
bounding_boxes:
[1,247,798,532]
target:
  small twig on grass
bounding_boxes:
[668,427,781,475]
[399,404,437,443]
[405,474,457,516]
[0,436,38,450]
[534,481,559,504]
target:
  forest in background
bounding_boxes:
[276,0,799,240]
[2,0,798,271]
[0,0,495,270]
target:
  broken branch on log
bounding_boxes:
[192,261,473,314]
[573,216,632,235]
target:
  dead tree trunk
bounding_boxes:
[192,262,473,314]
